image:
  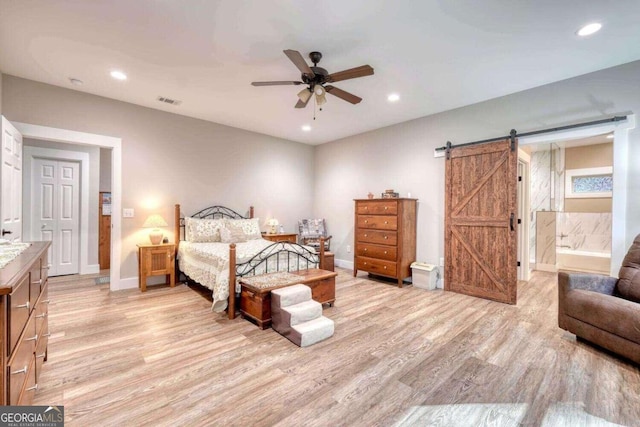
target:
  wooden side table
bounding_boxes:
[137,243,175,292]
[262,233,298,243]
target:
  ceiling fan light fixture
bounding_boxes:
[297,88,312,103]
[315,85,327,106]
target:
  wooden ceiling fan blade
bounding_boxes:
[251,81,303,86]
[325,85,362,104]
[326,65,374,83]
[284,49,315,78]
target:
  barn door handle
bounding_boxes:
[510,213,515,231]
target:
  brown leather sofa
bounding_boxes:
[558,234,640,364]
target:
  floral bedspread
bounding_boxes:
[178,239,317,312]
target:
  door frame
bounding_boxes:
[14,122,122,291]
[517,149,531,281]
[23,146,90,274]
[518,114,635,276]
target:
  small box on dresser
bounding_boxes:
[354,198,417,287]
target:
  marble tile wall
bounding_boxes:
[529,146,565,264]
[556,212,612,253]
[536,211,556,265]
[530,150,551,262]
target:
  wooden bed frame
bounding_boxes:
[174,204,328,320]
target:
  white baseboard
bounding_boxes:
[81,264,100,275]
[536,263,558,273]
[335,258,354,270]
[117,277,139,290]
[116,275,169,290]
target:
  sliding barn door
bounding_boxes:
[445,138,518,304]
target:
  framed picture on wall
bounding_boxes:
[101,192,112,205]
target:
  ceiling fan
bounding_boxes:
[251,49,374,109]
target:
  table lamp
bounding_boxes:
[267,218,279,234]
[143,214,168,245]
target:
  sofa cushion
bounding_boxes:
[565,289,640,344]
[616,234,640,303]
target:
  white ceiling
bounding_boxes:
[1,1,640,145]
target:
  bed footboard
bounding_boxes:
[227,237,327,320]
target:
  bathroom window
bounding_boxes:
[565,167,613,198]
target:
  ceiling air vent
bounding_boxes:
[157,96,182,106]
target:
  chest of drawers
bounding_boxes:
[0,242,50,405]
[354,198,417,287]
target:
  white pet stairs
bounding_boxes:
[271,284,334,347]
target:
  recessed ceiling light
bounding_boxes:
[110,70,127,81]
[69,78,83,86]
[576,22,602,37]
[387,93,400,102]
[301,125,311,132]
[606,134,614,139]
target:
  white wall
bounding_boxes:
[23,138,100,266]
[2,76,315,280]
[99,147,112,192]
[315,60,640,268]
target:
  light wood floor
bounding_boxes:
[34,269,639,426]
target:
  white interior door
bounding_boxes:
[32,158,80,276]
[1,117,23,241]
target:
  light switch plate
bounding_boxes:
[123,208,135,218]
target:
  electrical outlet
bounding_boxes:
[439,257,445,266]
[123,208,135,218]
[346,245,351,253]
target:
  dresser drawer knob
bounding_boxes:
[36,353,46,359]
[384,236,388,240]
[364,248,367,252]
[26,384,38,392]
[36,313,47,319]
[364,234,368,237]
[384,266,387,269]
[384,206,388,210]
[17,301,30,310]
[364,262,367,265]
[32,279,42,285]
[364,220,368,223]
[384,221,388,224]
[11,366,27,375]
[25,334,38,342]
[384,251,388,254]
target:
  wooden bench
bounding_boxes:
[239,268,337,329]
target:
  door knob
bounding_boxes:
[1,229,12,236]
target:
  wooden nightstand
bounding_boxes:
[262,233,298,243]
[137,243,175,292]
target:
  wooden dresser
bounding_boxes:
[354,198,417,287]
[0,241,50,405]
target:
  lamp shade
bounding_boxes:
[297,88,312,103]
[314,85,327,106]
[267,218,279,234]
[143,214,168,245]
[143,214,168,228]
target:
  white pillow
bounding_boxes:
[220,218,262,243]
[185,217,225,242]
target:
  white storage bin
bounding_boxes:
[411,262,439,290]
